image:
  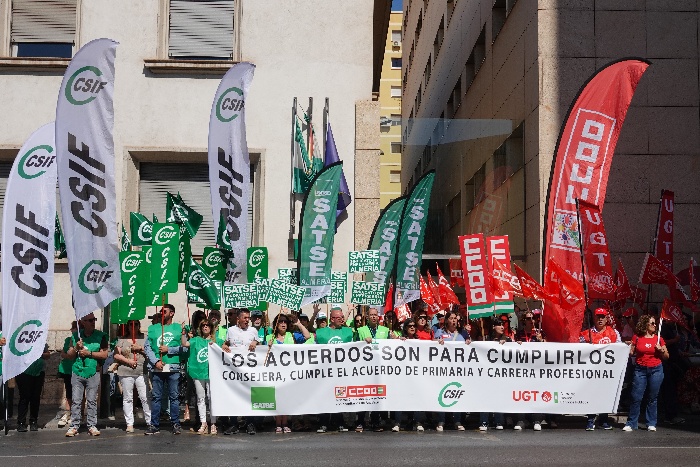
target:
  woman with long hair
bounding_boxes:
[114,321,150,433]
[623,314,669,431]
[181,319,221,435]
[392,319,425,432]
[383,310,402,338]
[414,312,433,340]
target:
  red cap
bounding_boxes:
[594,307,608,316]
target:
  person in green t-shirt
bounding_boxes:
[181,319,222,435]
[57,321,78,428]
[355,308,391,433]
[383,310,402,338]
[64,313,109,437]
[251,310,272,342]
[16,344,50,432]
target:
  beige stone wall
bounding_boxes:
[355,100,381,251]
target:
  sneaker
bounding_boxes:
[172,424,181,435]
[88,426,101,436]
[391,425,400,432]
[586,420,595,431]
[223,425,239,435]
[479,423,488,432]
[317,425,327,433]
[197,423,208,434]
[533,423,542,431]
[601,422,613,430]
[455,423,465,431]
[275,426,283,434]
[58,413,70,428]
[355,424,364,433]
[30,421,38,432]
[126,425,135,433]
[144,426,160,435]
[514,421,524,431]
[495,425,504,430]
[283,426,291,433]
[622,425,633,432]
[416,424,424,432]
[337,425,348,432]
[436,424,444,432]
[65,427,79,437]
[246,423,256,435]
[647,426,656,432]
[17,422,28,433]
[210,424,217,435]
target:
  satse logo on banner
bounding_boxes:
[251,386,276,410]
[65,66,107,105]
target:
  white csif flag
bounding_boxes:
[1,122,57,382]
[208,62,255,283]
[56,38,121,318]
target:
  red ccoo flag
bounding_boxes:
[436,264,460,306]
[419,275,438,317]
[427,273,444,312]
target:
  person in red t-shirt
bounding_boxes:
[623,315,669,432]
[414,312,434,341]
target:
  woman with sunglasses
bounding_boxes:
[414,313,434,340]
[392,320,425,432]
[181,320,222,435]
[433,310,470,431]
[623,315,669,431]
[114,320,150,433]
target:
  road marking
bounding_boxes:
[0,453,178,458]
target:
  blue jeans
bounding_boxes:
[627,363,664,429]
[480,412,504,426]
[151,372,180,428]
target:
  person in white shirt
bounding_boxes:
[221,310,259,435]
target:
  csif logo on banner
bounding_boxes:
[65,66,107,106]
[197,346,208,364]
[216,87,245,122]
[438,381,465,408]
[137,221,152,242]
[78,259,114,294]
[204,251,223,269]
[188,269,210,291]
[9,319,44,356]
[121,253,143,273]
[17,145,55,180]
[155,225,177,245]
[248,248,266,268]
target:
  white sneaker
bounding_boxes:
[514,421,524,431]
[479,423,488,432]
[533,423,542,431]
[455,424,465,431]
[495,425,504,430]
[622,425,633,432]
[436,424,444,432]
[391,425,400,432]
[416,424,424,432]
[647,426,656,432]
[58,413,70,428]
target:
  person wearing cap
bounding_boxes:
[315,306,353,433]
[143,304,184,435]
[431,312,445,334]
[250,310,271,342]
[222,309,260,435]
[314,311,328,332]
[580,307,621,431]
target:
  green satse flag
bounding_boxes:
[150,223,180,293]
[121,225,132,252]
[54,213,67,259]
[186,258,220,309]
[394,171,435,307]
[365,196,406,289]
[166,191,203,238]
[130,212,153,246]
[297,162,343,306]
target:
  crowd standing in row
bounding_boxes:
[0,300,698,436]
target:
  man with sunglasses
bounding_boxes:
[580,307,621,430]
[64,313,108,437]
[144,304,184,435]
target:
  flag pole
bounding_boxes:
[307,97,313,158]
[290,97,297,237]
[575,199,593,343]
[323,98,329,160]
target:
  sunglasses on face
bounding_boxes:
[417,316,427,320]
[406,323,416,327]
[278,320,289,324]
[649,322,657,326]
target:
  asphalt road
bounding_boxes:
[1,424,699,467]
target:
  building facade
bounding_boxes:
[402,0,700,302]
[0,0,390,350]
[378,9,403,208]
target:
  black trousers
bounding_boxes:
[16,372,45,423]
[1,382,15,420]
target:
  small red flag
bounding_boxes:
[631,285,647,307]
[545,258,585,311]
[690,259,700,303]
[436,264,460,306]
[614,258,634,301]
[448,258,464,288]
[491,257,521,297]
[661,298,690,331]
[427,273,444,312]
[513,264,549,302]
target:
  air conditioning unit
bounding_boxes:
[393,41,401,47]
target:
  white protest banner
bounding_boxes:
[351,281,386,306]
[209,63,255,284]
[348,250,380,273]
[210,341,628,416]
[278,268,298,285]
[56,38,121,318]
[1,122,57,382]
[267,278,306,310]
[222,284,259,309]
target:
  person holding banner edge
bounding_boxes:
[624,315,669,432]
[144,304,184,435]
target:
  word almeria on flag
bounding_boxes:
[56,38,122,318]
[2,122,57,382]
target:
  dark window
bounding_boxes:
[16,42,72,58]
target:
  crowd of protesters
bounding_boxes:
[0,300,698,437]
